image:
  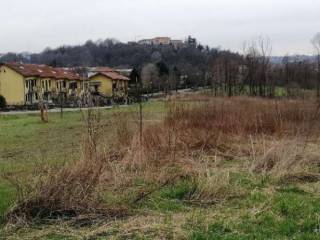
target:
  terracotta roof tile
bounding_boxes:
[91,71,129,81]
[89,66,130,81]
[101,71,129,81]
[1,62,83,80]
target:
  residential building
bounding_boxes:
[137,37,184,48]
[88,67,129,98]
[0,62,84,106]
[152,37,171,45]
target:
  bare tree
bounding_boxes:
[243,36,273,97]
[258,36,272,97]
[141,63,158,96]
[312,33,320,98]
[243,40,260,96]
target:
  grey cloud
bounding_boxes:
[0,0,319,55]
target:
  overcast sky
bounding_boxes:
[1,0,319,55]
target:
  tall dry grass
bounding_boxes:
[105,96,320,208]
[4,96,320,225]
[129,96,320,180]
[3,109,123,224]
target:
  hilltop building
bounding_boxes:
[137,37,183,48]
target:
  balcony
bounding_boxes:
[58,88,67,93]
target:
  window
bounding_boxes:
[69,82,77,90]
[31,79,36,88]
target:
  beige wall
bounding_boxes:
[0,66,25,105]
[0,66,84,105]
[90,75,113,97]
[89,75,129,97]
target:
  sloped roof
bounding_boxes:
[0,62,83,80]
[91,71,130,81]
[90,67,130,81]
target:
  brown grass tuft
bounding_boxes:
[129,96,320,186]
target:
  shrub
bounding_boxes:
[3,109,128,224]
[0,95,6,109]
[4,158,105,222]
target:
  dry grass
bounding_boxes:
[137,96,320,169]
[188,169,241,205]
[166,96,320,136]
[3,109,128,225]
[103,96,320,209]
[125,96,320,193]
[4,159,104,224]
[3,96,320,230]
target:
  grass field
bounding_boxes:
[0,102,164,222]
[1,96,320,239]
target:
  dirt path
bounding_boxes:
[0,105,129,115]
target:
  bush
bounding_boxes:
[0,95,6,109]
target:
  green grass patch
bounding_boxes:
[181,184,320,240]
[138,180,195,212]
[160,180,195,200]
[0,102,165,227]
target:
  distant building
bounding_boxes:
[171,40,184,49]
[137,37,184,48]
[138,39,153,45]
[152,37,171,45]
